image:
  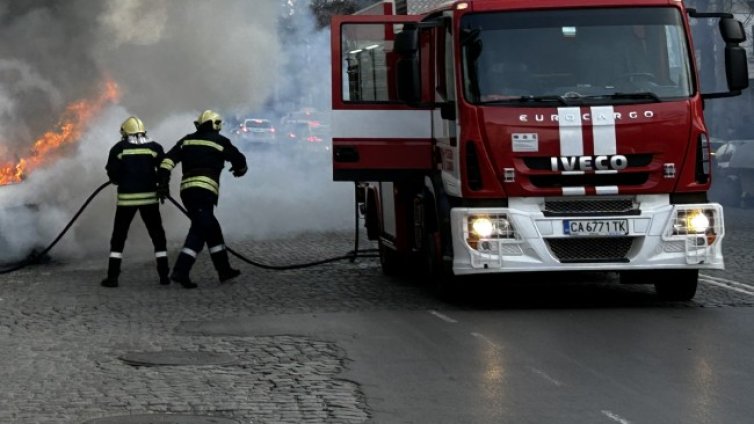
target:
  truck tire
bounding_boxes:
[378,239,403,276]
[423,229,456,298]
[654,270,698,301]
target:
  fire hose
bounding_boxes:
[0,181,378,275]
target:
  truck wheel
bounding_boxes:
[423,230,456,298]
[654,270,698,301]
[378,240,403,276]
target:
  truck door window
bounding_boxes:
[444,24,456,102]
[342,23,409,103]
[436,23,455,102]
[460,7,693,105]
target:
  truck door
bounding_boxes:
[331,15,434,182]
[433,15,461,197]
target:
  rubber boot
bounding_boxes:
[100,257,121,288]
[211,249,241,283]
[170,252,197,289]
[156,256,170,285]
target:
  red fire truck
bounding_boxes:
[330,0,749,300]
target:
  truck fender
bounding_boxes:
[423,174,452,259]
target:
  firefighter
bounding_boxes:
[157,110,247,289]
[102,116,169,287]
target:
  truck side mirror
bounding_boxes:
[694,14,750,99]
[721,18,749,93]
[725,45,749,92]
[440,101,456,121]
[394,27,418,55]
[720,17,746,44]
[394,27,421,104]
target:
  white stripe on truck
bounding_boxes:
[332,109,432,139]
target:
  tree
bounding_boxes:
[310,0,362,29]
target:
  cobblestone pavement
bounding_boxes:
[1,207,753,424]
[0,232,416,424]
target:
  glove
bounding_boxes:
[230,165,247,177]
[156,182,169,204]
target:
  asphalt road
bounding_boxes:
[1,207,753,424]
[182,307,754,424]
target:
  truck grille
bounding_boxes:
[523,154,652,189]
[544,198,636,216]
[530,173,649,188]
[523,154,652,170]
[547,237,634,263]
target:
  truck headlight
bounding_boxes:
[471,218,495,238]
[673,209,713,235]
[688,211,710,233]
[467,214,516,245]
[669,207,720,246]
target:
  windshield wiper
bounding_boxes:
[480,95,569,106]
[602,92,662,103]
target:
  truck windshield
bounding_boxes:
[461,7,693,105]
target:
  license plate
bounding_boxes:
[563,219,628,236]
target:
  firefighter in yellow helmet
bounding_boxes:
[101,116,169,287]
[157,110,247,288]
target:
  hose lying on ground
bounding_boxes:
[0,182,112,275]
[0,181,378,274]
[165,194,378,271]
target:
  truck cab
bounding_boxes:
[330,0,749,300]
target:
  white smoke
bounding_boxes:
[98,1,169,47]
[0,0,352,264]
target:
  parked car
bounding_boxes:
[281,120,331,152]
[280,108,326,125]
[234,118,276,146]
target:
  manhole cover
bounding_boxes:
[82,414,240,424]
[119,351,237,366]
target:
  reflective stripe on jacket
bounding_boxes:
[159,128,246,199]
[180,176,219,195]
[106,140,165,205]
[117,192,159,206]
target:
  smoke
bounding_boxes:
[0,0,353,264]
[95,0,281,121]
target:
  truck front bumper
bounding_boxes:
[450,195,724,275]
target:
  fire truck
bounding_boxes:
[330,0,749,300]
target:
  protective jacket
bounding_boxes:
[106,140,165,206]
[159,128,246,202]
[158,124,247,288]
[102,136,169,287]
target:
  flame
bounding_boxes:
[0,78,121,185]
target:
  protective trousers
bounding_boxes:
[107,203,169,282]
[171,191,235,281]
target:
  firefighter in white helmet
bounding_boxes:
[101,116,169,287]
[157,110,247,289]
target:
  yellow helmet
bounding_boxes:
[120,116,146,136]
[194,110,222,131]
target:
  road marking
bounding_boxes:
[529,367,564,387]
[471,332,500,348]
[601,410,633,424]
[429,310,458,323]
[700,274,754,290]
[700,279,754,296]
[699,276,754,297]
